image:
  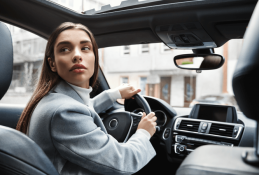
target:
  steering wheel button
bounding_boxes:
[109,119,118,128]
[164,132,169,138]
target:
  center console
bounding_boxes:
[162,104,244,161]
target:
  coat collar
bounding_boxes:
[51,79,85,105]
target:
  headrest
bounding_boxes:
[232,2,259,122]
[0,22,13,100]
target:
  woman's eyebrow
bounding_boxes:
[56,41,71,48]
[56,40,91,48]
[80,40,92,44]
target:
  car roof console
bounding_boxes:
[155,22,217,49]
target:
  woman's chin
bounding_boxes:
[68,78,90,88]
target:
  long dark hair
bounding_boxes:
[16,22,99,133]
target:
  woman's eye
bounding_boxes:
[60,48,69,52]
[82,47,90,51]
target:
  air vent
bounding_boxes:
[178,120,200,132]
[209,123,234,137]
[160,25,170,31]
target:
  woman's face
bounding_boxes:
[49,28,95,88]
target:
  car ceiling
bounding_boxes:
[0,0,257,49]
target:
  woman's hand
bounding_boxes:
[117,84,141,99]
[137,112,157,137]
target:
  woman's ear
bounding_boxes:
[48,57,57,72]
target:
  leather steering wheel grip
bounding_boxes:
[133,94,160,132]
[133,94,152,114]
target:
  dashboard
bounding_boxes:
[123,95,256,162]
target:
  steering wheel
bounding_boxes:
[102,94,160,143]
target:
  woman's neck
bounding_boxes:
[66,81,92,106]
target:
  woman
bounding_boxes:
[16,22,157,175]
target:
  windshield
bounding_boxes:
[102,40,242,111]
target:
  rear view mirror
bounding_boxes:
[174,54,225,70]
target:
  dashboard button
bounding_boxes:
[200,129,206,133]
[164,132,169,138]
[176,136,181,142]
[165,128,170,134]
[179,145,185,152]
[202,123,208,130]
[233,128,238,135]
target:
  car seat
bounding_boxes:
[0,21,59,175]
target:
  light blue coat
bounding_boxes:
[27,80,156,175]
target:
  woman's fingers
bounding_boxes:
[151,116,157,122]
[142,112,146,119]
[147,112,155,119]
[131,88,141,96]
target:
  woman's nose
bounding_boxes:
[72,48,82,63]
[72,56,82,63]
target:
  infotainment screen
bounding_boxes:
[198,105,228,122]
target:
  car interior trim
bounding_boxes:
[162,127,171,140]
[154,110,167,127]
[123,114,133,143]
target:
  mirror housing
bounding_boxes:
[174,54,225,70]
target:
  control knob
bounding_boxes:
[179,145,186,152]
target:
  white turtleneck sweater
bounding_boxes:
[66,82,151,140]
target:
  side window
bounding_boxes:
[1,23,46,105]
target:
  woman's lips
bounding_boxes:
[70,64,86,70]
[72,68,85,73]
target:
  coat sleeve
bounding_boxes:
[90,90,115,114]
[50,103,156,175]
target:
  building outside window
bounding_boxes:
[123,45,130,55]
[120,77,129,84]
[141,44,149,53]
[139,77,147,95]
